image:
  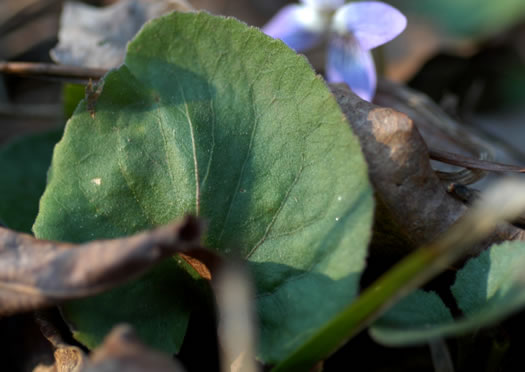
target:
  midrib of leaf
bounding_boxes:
[156,105,179,205]
[176,84,201,216]
[199,84,216,191]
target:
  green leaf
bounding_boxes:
[0,129,62,233]
[63,83,86,119]
[370,241,525,345]
[452,241,525,323]
[369,290,455,345]
[62,257,196,352]
[33,11,373,362]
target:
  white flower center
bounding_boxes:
[296,4,335,33]
[300,0,345,11]
[331,7,350,35]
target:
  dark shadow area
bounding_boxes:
[360,239,498,372]
[409,44,525,112]
[177,275,219,372]
[325,330,434,372]
[0,313,54,372]
[0,128,63,234]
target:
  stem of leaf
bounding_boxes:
[272,244,438,372]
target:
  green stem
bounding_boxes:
[272,247,437,371]
[272,190,514,372]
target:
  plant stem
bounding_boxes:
[0,61,107,84]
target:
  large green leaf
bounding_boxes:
[0,129,63,233]
[33,11,373,363]
[370,241,525,345]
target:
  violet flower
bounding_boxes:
[263,0,406,101]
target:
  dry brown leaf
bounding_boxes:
[32,340,84,372]
[330,83,525,257]
[35,322,185,372]
[33,311,86,372]
[0,216,210,315]
[51,0,194,69]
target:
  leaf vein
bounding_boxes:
[246,162,305,258]
[156,104,178,196]
[216,46,280,245]
[200,54,225,191]
[174,82,200,216]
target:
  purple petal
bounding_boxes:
[262,4,324,52]
[326,34,376,101]
[300,0,345,10]
[333,1,407,51]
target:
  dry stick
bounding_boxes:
[0,61,107,83]
[429,148,525,173]
[384,84,525,180]
[375,79,494,185]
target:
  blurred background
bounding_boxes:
[1,0,525,147]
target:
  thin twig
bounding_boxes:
[376,79,494,185]
[0,61,107,83]
[429,148,525,173]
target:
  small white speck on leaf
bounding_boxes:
[91,178,102,186]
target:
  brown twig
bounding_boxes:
[429,148,525,173]
[375,79,494,185]
[0,61,106,83]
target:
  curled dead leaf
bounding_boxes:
[330,83,525,257]
[34,311,86,372]
[0,216,215,316]
[51,0,194,69]
[35,321,185,372]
